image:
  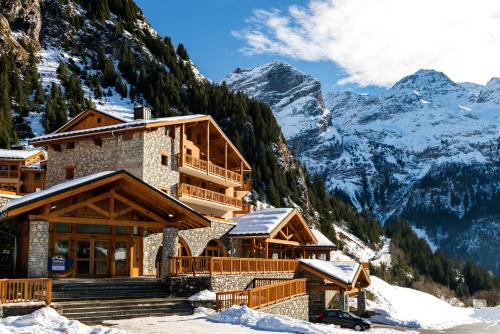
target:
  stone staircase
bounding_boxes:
[51,278,193,325]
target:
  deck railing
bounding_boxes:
[178,183,242,209]
[179,153,242,184]
[215,278,307,311]
[0,278,52,305]
[168,257,299,276]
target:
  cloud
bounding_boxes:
[234,0,500,87]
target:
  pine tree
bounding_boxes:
[102,59,116,87]
[115,74,127,98]
[44,83,68,133]
[176,43,190,61]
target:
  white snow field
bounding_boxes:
[366,276,500,329]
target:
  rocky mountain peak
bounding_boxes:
[476,77,500,104]
[391,69,465,97]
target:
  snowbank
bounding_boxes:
[200,306,409,334]
[189,290,216,301]
[367,276,478,329]
[0,307,128,334]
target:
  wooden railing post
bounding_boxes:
[46,279,52,305]
[1,279,5,304]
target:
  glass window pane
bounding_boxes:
[116,226,129,235]
[55,223,70,232]
[94,241,108,259]
[54,240,69,258]
[76,224,111,234]
[115,241,128,270]
[77,260,89,274]
[77,241,90,258]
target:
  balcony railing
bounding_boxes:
[215,278,307,311]
[0,278,52,304]
[179,153,242,184]
[168,257,299,276]
[178,183,242,209]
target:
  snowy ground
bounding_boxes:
[366,276,500,329]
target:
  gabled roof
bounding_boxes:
[54,108,130,133]
[307,229,336,248]
[30,108,251,170]
[230,208,317,245]
[0,170,210,230]
[299,259,371,289]
[0,149,44,160]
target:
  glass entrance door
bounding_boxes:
[75,240,110,278]
[114,240,129,276]
[76,240,91,277]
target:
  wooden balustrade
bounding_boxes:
[251,278,292,288]
[168,257,299,276]
[215,278,307,311]
[178,183,242,209]
[0,278,52,305]
[178,153,242,184]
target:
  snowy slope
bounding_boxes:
[225,63,500,272]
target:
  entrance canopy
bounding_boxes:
[0,170,210,231]
[299,259,370,292]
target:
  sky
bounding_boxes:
[136,0,500,94]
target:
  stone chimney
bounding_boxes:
[134,105,152,120]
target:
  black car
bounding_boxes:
[317,309,371,331]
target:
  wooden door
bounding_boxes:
[75,240,91,277]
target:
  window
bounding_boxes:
[34,172,42,181]
[67,142,75,149]
[54,240,70,258]
[96,117,102,124]
[65,166,75,180]
[76,224,111,234]
[55,223,70,232]
[186,128,193,140]
[161,153,169,166]
[122,132,133,141]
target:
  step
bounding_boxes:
[75,311,194,325]
[55,298,187,308]
[59,301,189,312]
[61,306,192,317]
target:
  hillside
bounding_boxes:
[225,62,500,273]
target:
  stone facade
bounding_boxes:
[45,132,145,187]
[169,275,211,296]
[357,290,367,315]
[258,295,309,321]
[0,304,46,318]
[179,220,235,256]
[142,126,180,192]
[143,232,163,276]
[162,227,178,279]
[27,220,49,277]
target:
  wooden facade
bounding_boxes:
[0,150,46,195]
[0,170,209,278]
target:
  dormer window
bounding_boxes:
[96,117,102,124]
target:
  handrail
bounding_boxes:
[215,278,307,311]
[0,278,52,305]
[179,153,242,184]
[168,257,299,276]
[178,183,242,209]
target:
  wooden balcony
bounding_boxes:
[177,183,242,210]
[168,256,299,276]
[0,278,52,304]
[215,278,307,311]
[178,153,242,187]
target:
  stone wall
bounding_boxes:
[258,294,309,321]
[143,232,163,276]
[27,220,49,277]
[0,304,46,318]
[142,126,180,192]
[179,221,235,256]
[162,227,178,279]
[45,132,144,187]
[168,272,296,296]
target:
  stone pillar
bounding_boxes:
[27,221,49,278]
[162,227,178,281]
[357,290,366,315]
[339,290,349,312]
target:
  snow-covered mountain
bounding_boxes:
[225,63,500,272]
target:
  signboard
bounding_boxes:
[473,299,487,308]
[51,256,66,271]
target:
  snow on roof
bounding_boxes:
[0,149,43,160]
[307,229,336,247]
[230,208,294,235]
[300,259,360,284]
[31,114,207,142]
[0,171,115,215]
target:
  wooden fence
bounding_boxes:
[168,257,299,276]
[0,278,52,305]
[215,278,307,311]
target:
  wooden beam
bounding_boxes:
[112,192,170,225]
[180,124,184,167]
[28,215,168,229]
[265,238,301,246]
[86,203,110,217]
[114,206,134,218]
[224,142,227,181]
[206,120,210,175]
[49,192,111,217]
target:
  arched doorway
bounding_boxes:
[202,239,227,257]
[155,237,191,277]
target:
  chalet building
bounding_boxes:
[0,149,46,194]
[0,107,370,321]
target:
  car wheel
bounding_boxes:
[354,324,363,331]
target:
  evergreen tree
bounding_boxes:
[44,83,68,133]
[115,74,127,98]
[102,59,116,87]
[176,43,190,61]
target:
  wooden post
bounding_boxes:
[224,142,228,181]
[265,241,269,259]
[179,124,185,167]
[240,161,243,187]
[46,279,52,305]
[206,121,210,175]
